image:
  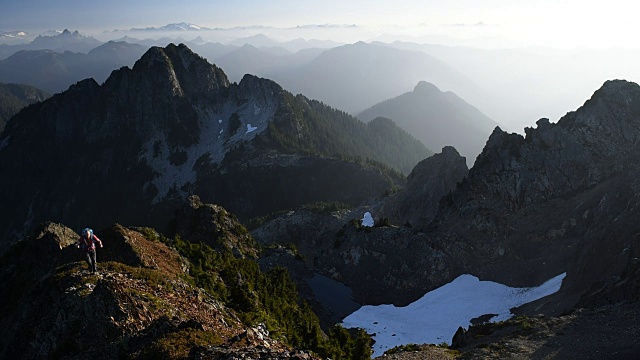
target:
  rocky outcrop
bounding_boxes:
[174,195,259,258]
[374,146,468,228]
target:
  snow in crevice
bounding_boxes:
[139,93,278,204]
[342,272,566,357]
[362,212,374,227]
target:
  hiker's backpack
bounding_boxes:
[80,228,94,249]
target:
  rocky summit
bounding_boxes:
[0,43,428,248]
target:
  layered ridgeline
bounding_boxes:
[0,83,49,133]
[0,41,148,93]
[0,198,371,359]
[0,43,429,246]
[268,41,478,115]
[358,81,499,165]
[0,29,103,59]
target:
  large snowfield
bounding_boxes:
[342,272,566,357]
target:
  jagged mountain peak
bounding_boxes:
[129,43,230,102]
[559,79,640,132]
[471,80,640,207]
[595,78,639,96]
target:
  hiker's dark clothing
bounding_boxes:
[86,249,97,273]
[77,233,102,273]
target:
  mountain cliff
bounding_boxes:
[358,81,498,164]
[0,43,428,248]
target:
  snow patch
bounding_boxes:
[362,212,374,227]
[342,272,566,357]
[246,123,258,133]
[218,119,223,124]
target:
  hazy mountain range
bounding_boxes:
[267,41,479,115]
[3,28,638,138]
[0,42,147,94]
[0,29,102,59]
[358,81,498,164]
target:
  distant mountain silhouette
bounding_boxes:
[281,38,342,52]
[0,41,148,93]
[0,29,102,59]
[267,41,480,115]
[229,34,281,48]
[359,81,498,164]
[215,44,325,83]
[129,22,211,32]
[381,41,640,132]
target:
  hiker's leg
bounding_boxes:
[85,251,92,271]
[89,250,97,273]
[92,250,98,272]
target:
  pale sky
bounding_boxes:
[0,0,638,48]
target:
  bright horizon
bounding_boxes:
[1,0,639,49]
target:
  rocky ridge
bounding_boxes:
[0,208,332,359]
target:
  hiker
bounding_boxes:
[76,228,103,274]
